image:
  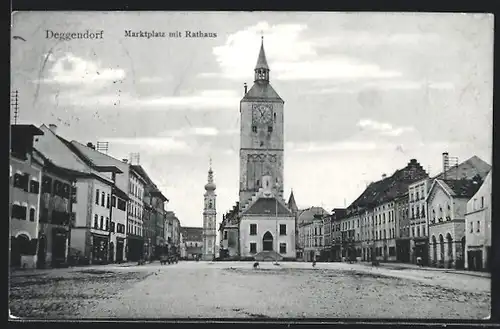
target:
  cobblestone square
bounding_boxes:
[9,261,490,319]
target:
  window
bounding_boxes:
[224,231,228,240]
[383,230,386,239]
[280,224,286,235]
[42,176,52,193]
[71,186,77,203]
[470,221,473,233]
[13,173,28,191]
[101,192,105,206]
[357,219,359,228]
[279,243,286,254]
[383,214,386,224]
[481,196,484,208]
[94,214,99,229]
[29,208,35,222]
[252,126,257,133]
[106,194,110,209]
[250,224,257,235]
[12,204,27,220]
[29,180,40,194]
[411,227,415,237]
[111,196,116,207]
[250,243,257,253]
[421,205,425,218]
[268,126,273,133]
[95,189,100,205]
[477,221,480,233]
[417,226,420,237]
[106,218,109,231]
[422,226,425,236]
[117,199,126,211]
[100,216,104,230]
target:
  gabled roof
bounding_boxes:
[433,155,491,181]
[348,159,428,210]
[426,175,484,202]
[243,197,293,216]
[242,83,283,102]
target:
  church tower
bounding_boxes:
[239,36,285,209]
[202,159,217,261]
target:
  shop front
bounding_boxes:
[413,238,429,266]
[91,233,109,265]
[396,239,411,263]
[127,235,144,262]
[116,237,125,263]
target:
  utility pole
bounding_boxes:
[11,90,19,124]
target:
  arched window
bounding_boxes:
[29,208,36,222]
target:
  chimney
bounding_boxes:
[122,158,128,164]
[86,142,95,150]
[244,83,248,95]
[48,124,58,134]
[442,152,449,179]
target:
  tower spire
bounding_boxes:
[254,36,270,82]
[205,159,216,191]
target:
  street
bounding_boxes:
[9,261,490,319]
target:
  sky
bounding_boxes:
[11,12,493,230]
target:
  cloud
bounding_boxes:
[36,53,125,85]
[357,119,415,137]
[200,21,401,81]
[286,141,396,153]
[160,127,226,137]
[308,80,455,94]
[56,89,240,110]
[138,76,171,84]
[104,137,191,153]
[314,32,441,48]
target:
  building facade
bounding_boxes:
[297,207,328,262]
[35,148,80,268]
[180,227,203,260]
[10,125,45,269]
[237,38,295,261]
[464,170,491,271]
[202,163,217,261]
[34,124,122,265]
[219,203,240,259]
[330,208,346,261]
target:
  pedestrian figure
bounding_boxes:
[416,256,423,267]
[253,262,260,269]
[312,260,316,267]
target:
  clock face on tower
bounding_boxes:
[252,103,273,125]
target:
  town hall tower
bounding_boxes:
[237,37,295,260]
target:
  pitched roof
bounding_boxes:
[297,206,328,224]
[349,159,428,210]
[181,227,203,241]
[244,197,293,216]
[242,83,283,102]
[433,155,491,181]
[70,140,127,174]
[440,178,484,198]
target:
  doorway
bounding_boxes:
[262,231,273,251]
[52,229,67,267]
[37,235,47,269]
[116,240,124,263]
[109,242,114,263]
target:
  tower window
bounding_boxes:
[268,126,273,133]
[252,126,257,133]
[256,180,260,187]
[260,141,264,147]
[273,113,276,121]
